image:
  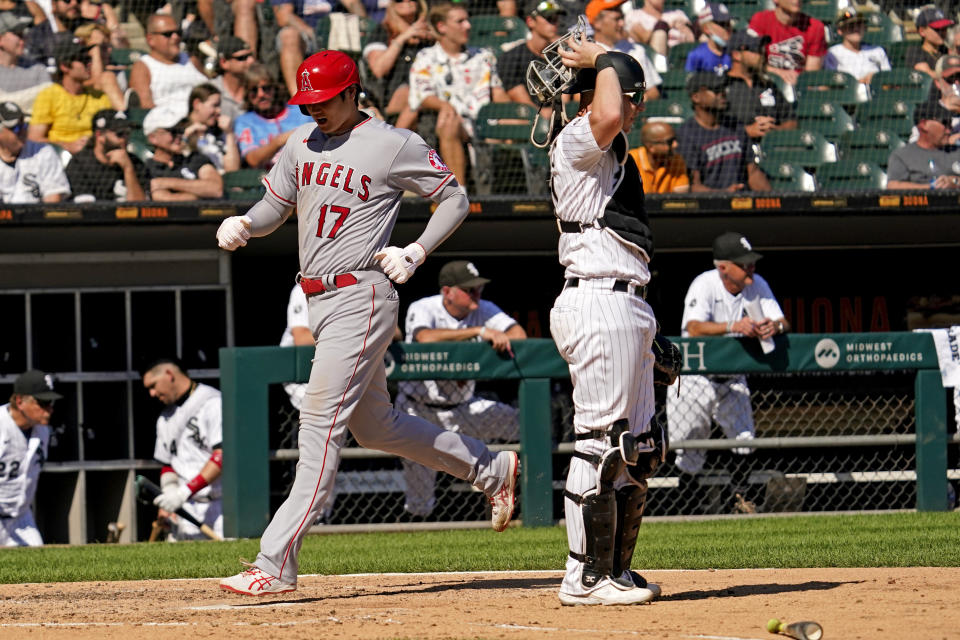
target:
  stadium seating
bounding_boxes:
[838,127,905,168]
[884,41,913,68]
[760,129,838,170]
[862,11,903,45]
[668,42,698,72]
[758,160,817,191]
[796,100,857,138]
[795,70,861,106]
[473,102,540,194]
[469,15,527,51]
[639,99,692,126]
[222,169,266,200]
[869,68,932,104]
[768,72,796,103]
[659,69,689,98]
[855,99,915,138]
[816,160,886,190]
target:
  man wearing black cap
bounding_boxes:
[0,101,70,203]
[0,370,63,546]
[720,30,796,142]
[887,100,960,189]
[213,35,256,124]
[676,71,771,191]
[395,260,525,519]
[65,109,147,202]
[28,33,117,154]
[499,0,569,108]
[666,232,788,513]
[907,7,955,79]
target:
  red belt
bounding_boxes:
[299,274,358,295]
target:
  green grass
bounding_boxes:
[1,512,958,584]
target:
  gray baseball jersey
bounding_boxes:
[262,116,456,278]
[548,114,659,598]
[250,115,516,585]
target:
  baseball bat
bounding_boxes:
[135,475,222,541]
[767,619,823,640]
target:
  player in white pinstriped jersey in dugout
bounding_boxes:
[544,35,670,606]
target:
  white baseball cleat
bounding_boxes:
[558,577,657,606]
[220,563,296,596]
[490,451,519,532]
[624,570,661,598]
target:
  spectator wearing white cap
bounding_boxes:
[685,3,732,75]
[824,7,890,86]
[0,102,70,203]
[142,105,223,201]
[0,11,51,111]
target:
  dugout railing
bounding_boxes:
[219,332,954,538]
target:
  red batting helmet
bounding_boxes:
[289,50,361,105]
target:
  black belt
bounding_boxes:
[557,219,597,233]
[423,402,460,409]
[565,277,647,299]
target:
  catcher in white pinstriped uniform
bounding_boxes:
[535,32,678,606]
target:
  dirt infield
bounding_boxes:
[0,567,955,640]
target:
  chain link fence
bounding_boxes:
[264,367,952,527]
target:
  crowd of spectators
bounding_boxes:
[3,0,960,203]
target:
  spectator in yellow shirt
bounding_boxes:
[27,34,116,154]
[628,121,690,194]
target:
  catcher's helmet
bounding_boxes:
[289,50,361,105]
[565,52,646,95]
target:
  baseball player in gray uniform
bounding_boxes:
[666,232,788,489]
[216,50,519,595]
[543,37,666,606]
[396,260,524,518]
[0,370,60,547]
[142,358,224,540]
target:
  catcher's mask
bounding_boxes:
[525,15,587,107]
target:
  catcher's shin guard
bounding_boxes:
[613,483,648,578]
[575,488,618,588]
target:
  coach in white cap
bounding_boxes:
[0,102,70,203]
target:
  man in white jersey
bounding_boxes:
[397,260,525,518]
[545,40,666,606]
[0,370,60,546]
[666,232,789,511]
[142,358,224,541]
[215,50,519,596]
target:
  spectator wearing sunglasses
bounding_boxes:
[0,370,64,547]
[685,3,732,74]
[232,63,311,169]
[0,101,70,203]
[213,35,256,124]
[395,260,525,520]
[498,0,568,108]
[0,11,52,112]
[666,232,788,514]
[719,29,795,143]
[28,33,114,154]
[129,14,209,110]
[65,108,147,202]
[824,7,890,86]
[888,100,960,189]
[142,104,223,201]
[907,7,954,81]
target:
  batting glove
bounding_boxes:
[374,242,426,284]
[216,215,252,250]
[153,484,192,512]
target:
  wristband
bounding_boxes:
[653,20,670,31]
[594,53,614,72]
[726,320,734,333]
[479,327,487,339]
[186,473,209,495]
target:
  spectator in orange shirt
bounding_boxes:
[628,121,689,194]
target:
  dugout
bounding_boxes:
[1,191,958,543]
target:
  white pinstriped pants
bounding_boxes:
[549,279,657,594]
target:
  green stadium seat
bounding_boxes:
[796,100,857,138]
[803,0,839,24]
[760,129,838,169]
[109,48,143,67]
[474,102,539,194]
[883,41,913,68]
[795,70,862,106]
[469,15,527,51]
[757,160,817,191]
[855,99,915,138]
[222,169,266,200]
[838,127,904,168]
[768,72,796,103]
[639,99,692,126]
[815,160,886,190]
[863,11,903,45]
[314,15,374,54]
[869,69,931,104]
[668,42,698,72]
[659,69,689,97]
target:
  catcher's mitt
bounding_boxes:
[652,333,682,386]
